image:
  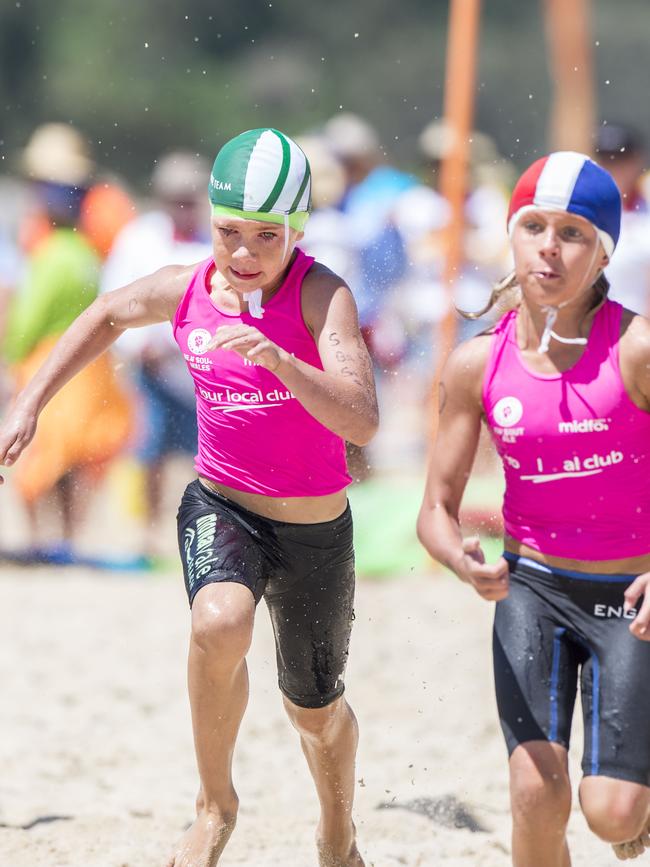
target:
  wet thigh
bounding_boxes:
[264,545,356,709]
[494,577,580,754]
[579,618,650,785]
[177,480,267,606]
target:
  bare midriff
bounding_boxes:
[199,476,348,524]
[505,536,650,575]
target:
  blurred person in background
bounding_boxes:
[101,151,211,558]
[0,181,24,403]
[594,123,650,317]
[297,135,360,291]
[297,135,371,481]
[322,112,415,364]
[393,119,512,344]
[1,123,132,561]
[377,121,512,469]
[322,113,416,476]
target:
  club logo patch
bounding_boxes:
[493,396,523,428]
[187,328,212,356]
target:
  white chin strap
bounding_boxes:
[537,303,587,354]
[243,214,291,320]
[536,241,601,355]
[244,288,264,319]
[282,213,290,261]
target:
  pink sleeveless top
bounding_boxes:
[172,249,351,496]
[482,300,650,559]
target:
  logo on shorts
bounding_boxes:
[493,396,523,428]
[184,515,218,593]
[594,603,636,619]
[187,328,212,356]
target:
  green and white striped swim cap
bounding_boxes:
[209,128,311,232]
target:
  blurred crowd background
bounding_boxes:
[1,0,649,570]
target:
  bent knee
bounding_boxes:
[510,748,572,826]
[284,695,353,742]
[511,773,572,825]
[191,586,254,663]
[581,783,649,843]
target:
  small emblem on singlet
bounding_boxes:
[187,328,212,356]
[493,396,523,428]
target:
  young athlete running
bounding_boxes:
[417,152,650,864]
[0,128,377,867]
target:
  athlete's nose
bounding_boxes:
[232,244,255,262]
[538,226,561,257]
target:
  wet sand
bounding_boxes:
[0,563,618,866]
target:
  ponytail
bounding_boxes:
[459,270,611,321]
[458,270,520,320]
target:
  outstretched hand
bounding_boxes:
[456,536,510,602]
[0,400,37,484]
[624,572,650,641]
[207,325,284,372]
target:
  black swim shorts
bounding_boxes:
[177,479,355,709]
[494,553,650,786]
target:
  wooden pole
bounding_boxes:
[543,0,595,154]
[431,0,482,408]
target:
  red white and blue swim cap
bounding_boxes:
[507,151,621,258]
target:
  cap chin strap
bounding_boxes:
[537,302,587,354]
[242,215,291,320]
[536,243,601,355]
[244,288,264,319]
[282,212,290,261]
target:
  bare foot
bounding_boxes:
[165,810,236,867]
[613,823,650,861]
[317,842,365,867]
[317,822,365,867]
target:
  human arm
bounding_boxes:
[416,337,509,600]
[0,264,193,479]
[208,265,379,445]
[617,312,650,639]
[623,575,650,641]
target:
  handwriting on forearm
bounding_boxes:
[328,331,341,346]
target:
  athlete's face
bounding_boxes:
[511,210,609,306]
[211,215,303,292]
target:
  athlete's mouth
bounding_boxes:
[532,269,561,280]
[230,267,262,281]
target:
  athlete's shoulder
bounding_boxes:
[442,330,495,406]
[619,305,650,368]
[620,305,650,351]
[303,259,350,294]
[617,306,650,409]
[301,259,356,327]
[445,329,495,374]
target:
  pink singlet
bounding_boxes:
[482,299,650,559]
[172,249,351,497]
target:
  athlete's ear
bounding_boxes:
[295,230,305,243]
[598,242,609,271]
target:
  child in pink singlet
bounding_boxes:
[418,152,650,863]
[0,129,377,867]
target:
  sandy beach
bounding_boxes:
[0,550,622,866]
